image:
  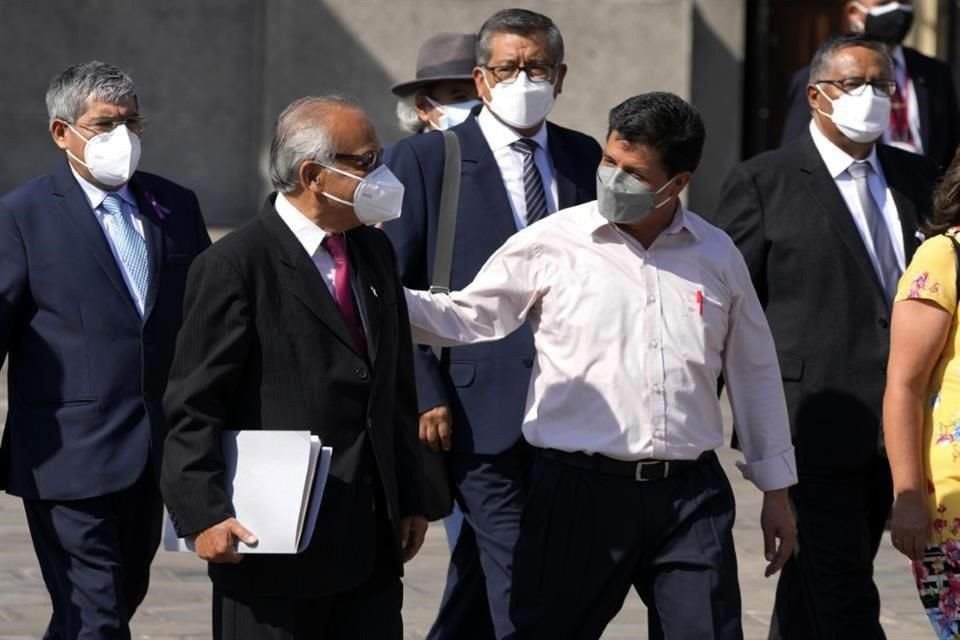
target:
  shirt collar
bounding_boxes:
[808,119,881,179]
[477,105,550,154]
[577,200,701,242]
[69,164,136,211]
[890,45,905,69]
[274,192,330,257]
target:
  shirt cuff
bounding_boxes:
[735,447,798,492]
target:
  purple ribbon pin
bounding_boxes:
[144,191,171,220]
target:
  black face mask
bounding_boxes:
[862,4,914,45]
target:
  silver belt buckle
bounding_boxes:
[634,460,668,481]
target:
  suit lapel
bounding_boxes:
[458,118,519,245]
[904,50,932,157]
[877,145,922,261]
[51,162,140,315]
[129,176,165,322]
[547,122,581,209]
[798,133,888,302]
[261,202,365,358]
[346,230,382,364]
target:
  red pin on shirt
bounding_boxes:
[696,290,704,317]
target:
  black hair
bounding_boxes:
[476,8,564,66]
[808,32,892,84]
[607,92,706,176]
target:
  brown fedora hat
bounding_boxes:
[391,32,478,96]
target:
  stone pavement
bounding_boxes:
[0,380,936,639]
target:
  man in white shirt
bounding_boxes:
[711,34,938,639]
[404,92,798,640]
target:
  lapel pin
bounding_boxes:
[915,230,925,242]
[370,285,378,298]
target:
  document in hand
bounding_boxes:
[163,430,332,554]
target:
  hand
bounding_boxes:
[890,490,930,561]
[760,489,797,577]
[194,517,257,564]
[419,405,453,452]
[399,515,428,562]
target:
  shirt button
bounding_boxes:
[649,339,659,349]
[647,295,657,305]
[652,384,663,395]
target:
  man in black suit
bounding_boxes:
[781,0,960,173]
[708,34,937,639]
[161,96,427,640]
[0,61,210,639]
[383,8,601,639]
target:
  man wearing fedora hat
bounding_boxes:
[383,8,601,639]
[393,32,480,134]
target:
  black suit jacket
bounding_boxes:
[781,47,960,172]
[0,161,210,500]
[383,114,601,454]
[161,199,422,597]
[706,131,937,469]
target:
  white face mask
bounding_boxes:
[425,96,481,131]
[66,123,141,187]
[319,163,405,226]
[483,72,556,130]
[816,85,891,143]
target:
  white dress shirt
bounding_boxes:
[405,201,797,492]
[274,192,337,296]
[476,107,559,230]
[70,166,148,315]
[809,120,906,272]
[884,46,922,154]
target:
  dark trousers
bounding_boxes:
[509,450,742,640]
[212,569,402,640]
[213,493,403,640]
[427,440,531,640]
[22,465,163,640]
[769,455,892,640]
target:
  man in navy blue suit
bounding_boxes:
[0,61,210,639]
[383,8,601,638]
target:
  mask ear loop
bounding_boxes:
[316,161,363,207]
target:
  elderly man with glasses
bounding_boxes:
[161,95,427,640]
[0,60,210,639]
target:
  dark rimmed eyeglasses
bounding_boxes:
[483,64,557,85]
[333,149,383,172]
[814,78,898,98]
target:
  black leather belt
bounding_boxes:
[539,448,710,481]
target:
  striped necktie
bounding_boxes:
[511,138,548,225]
[100,193,150,308]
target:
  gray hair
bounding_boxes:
[269,95,360,193]
[46,61,138,124]
[808,33,891,85]
[476,8,564,67]
[396,93,428,134]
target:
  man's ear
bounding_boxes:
[50,120,70,150]
[473,67,490,102]
[300,161,325,194]
[806,84,822,112]
[553,63,568,96]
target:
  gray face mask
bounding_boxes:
[596,165,677,224]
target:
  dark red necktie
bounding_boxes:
[889,64,913,145]
[322,235,367,353]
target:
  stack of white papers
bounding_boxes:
[163,430,332,554]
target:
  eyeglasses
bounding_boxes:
[334,149,383,172]
[483,64,557,85]
[814,78,897,98]
[72,116,146,135]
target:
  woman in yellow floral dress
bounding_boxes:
[885,150,960,638]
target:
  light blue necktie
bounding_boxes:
[100,193,150,308]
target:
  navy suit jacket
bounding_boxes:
[0,160,210,500]
[781,47,960,173]
[383,114,601,455]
